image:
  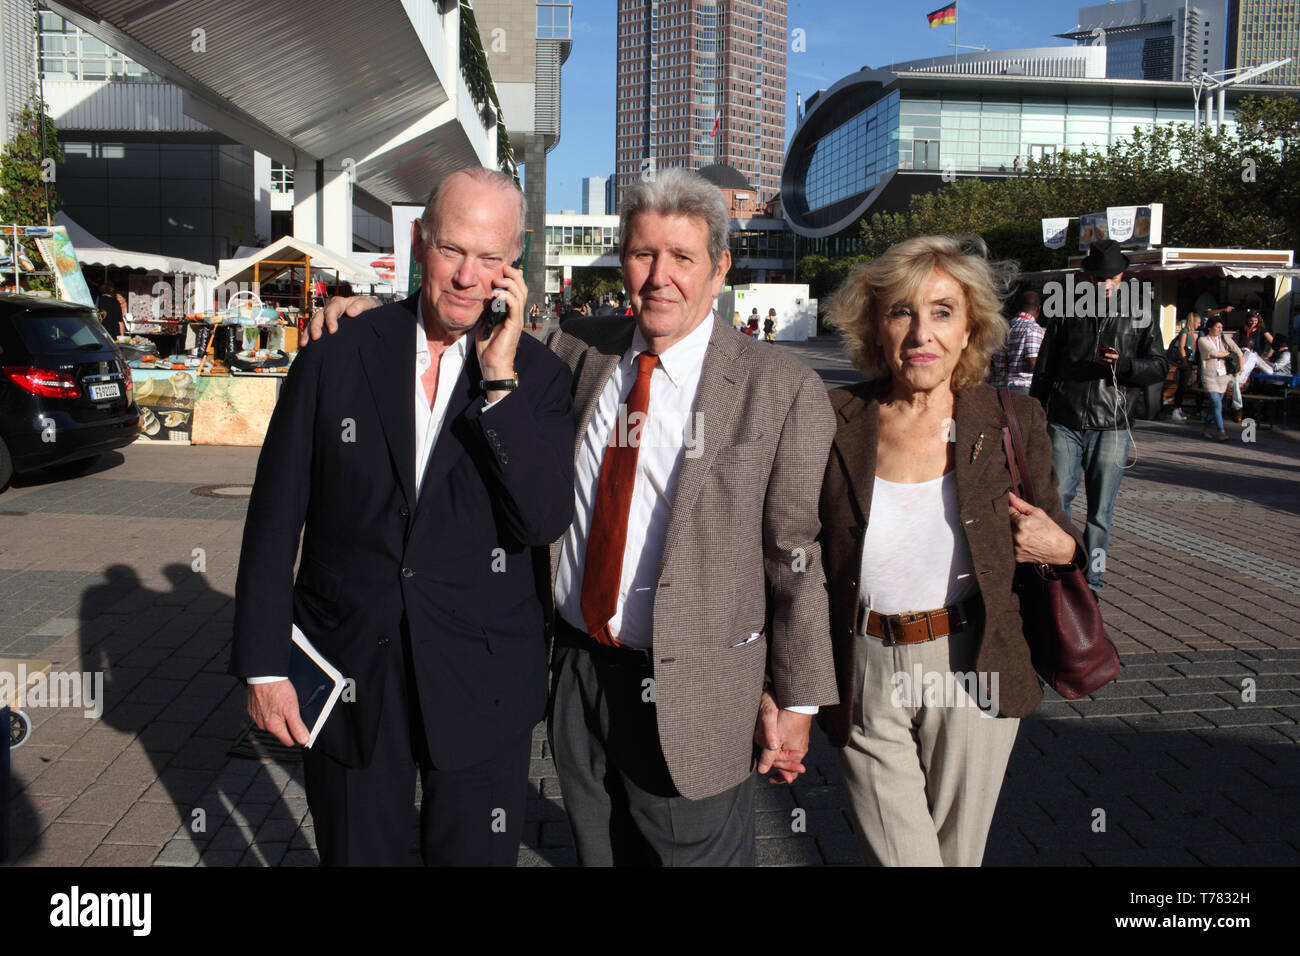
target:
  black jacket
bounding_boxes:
[231,293,575,771]
[1030,299,1167,430]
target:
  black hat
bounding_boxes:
[1081,238,1130,278]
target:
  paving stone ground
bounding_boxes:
[2,336,1297,867]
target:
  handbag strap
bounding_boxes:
[997,387,1038,507]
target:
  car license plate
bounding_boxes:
[89,382,121,401]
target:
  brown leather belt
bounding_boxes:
[855,599,974,646]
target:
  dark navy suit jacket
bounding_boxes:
[231,293,575,770]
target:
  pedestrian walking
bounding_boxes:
[987,290,1044,394]
[1198,317,1243,441]
[821,235,1084,866]
[1030,239,1168,592]
[1169,311,1202,421]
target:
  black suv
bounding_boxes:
[0,294,139,490]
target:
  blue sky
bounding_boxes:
[543,0,1085,211]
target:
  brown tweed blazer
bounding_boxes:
[547,316,839,801]
[817,381,1086,747]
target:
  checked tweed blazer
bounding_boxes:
[547,315,840,801]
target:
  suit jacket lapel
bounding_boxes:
[549,321,633,583]
[832,385,880,526]
[570,328,631,463]
[417,346,478,502]
[658,320,751,574]
[954,385,1008,516]
[358,300,418,509]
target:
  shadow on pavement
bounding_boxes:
[986,713,1300,865]
[6,450,127,491]
[2,709,43,864]
[5,563,306,865]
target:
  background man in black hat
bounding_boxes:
[1030,238,1167,591]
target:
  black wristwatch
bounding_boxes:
[480,375,519,392]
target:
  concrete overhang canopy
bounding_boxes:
[217,236,381,286]
[45,0,469,176]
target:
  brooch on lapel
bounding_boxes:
[970,431,985,464]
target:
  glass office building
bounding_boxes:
[780,69,1278,241]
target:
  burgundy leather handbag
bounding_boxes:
[998,389,1121,699]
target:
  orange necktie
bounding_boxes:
[581,351,658,645]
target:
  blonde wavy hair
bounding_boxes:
[825,235,1014,392]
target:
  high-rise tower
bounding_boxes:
[614,0,786,209]
[1229,0,1300,86]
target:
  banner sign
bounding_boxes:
[1041,217,1071,250]
[1078,204,1163,251]
[390,204,424,298]
[34,227,94,307]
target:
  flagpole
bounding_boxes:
[954,8,959,65]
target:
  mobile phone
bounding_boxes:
[480,253,526,337]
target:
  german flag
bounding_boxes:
[926,3,957,27]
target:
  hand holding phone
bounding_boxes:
[476,257,528,399]
[480,253,526,340]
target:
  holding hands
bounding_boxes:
[753,690,813,784]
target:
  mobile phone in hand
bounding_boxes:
[481,253,526,337]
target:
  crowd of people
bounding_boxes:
[234,164,1295,870]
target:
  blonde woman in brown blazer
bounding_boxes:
[819,236,1086,866]
[1198,317,1243,441]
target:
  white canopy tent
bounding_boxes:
[54,212,217,317]
[55,212,217,278]
[217,236,382,313]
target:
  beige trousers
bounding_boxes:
[837,627,1020,866]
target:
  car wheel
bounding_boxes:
[43,454,101,480]
[9,708,31,748]
[0,437,12,491]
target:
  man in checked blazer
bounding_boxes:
[312,167,837,866]
[541,168,837,865]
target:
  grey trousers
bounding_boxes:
[837,626,1020,866]
[547,639,756,866]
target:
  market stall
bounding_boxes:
[1022,246,1299,421]
[216,236,382,316]
[125,291,296,446]
[184,241,374,446]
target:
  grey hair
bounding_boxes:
[618,167,730,268]
[419,166,527,257]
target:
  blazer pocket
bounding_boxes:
[295,556,343,621]
[714,438,767,464]
[297,556,342,603]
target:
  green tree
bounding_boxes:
[0,95,64,293]
[569,266,623,303]
[797,253,868,301]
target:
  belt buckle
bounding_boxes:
[881,613,899,646]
